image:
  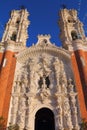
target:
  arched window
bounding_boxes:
[71,31,78,40]
[38,76,50,89]
[10,32,17,41]
[35,108,55,130]
[68,16,76,23]
[16,18,20,25]
[45,76,50,88]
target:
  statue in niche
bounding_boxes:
[58,61,68,93]
[56,95,63,130]
[39,87,50,102]
[63,97,70,112]
[60,73,67,93]
[16,96,26,127]
[13,81,17,92]
[70,96,77,115]
[14,76,22,93]
[20,82,26,93]
[23,94,29,106]
[68,78,74,92]
[39,55,51,74]
[12,97,18,106]
[37,76,50,102]
[64,113,73,129]
[18,97,26,112]
[25,91,36,106]
[71,96,76,105]
[29,62,41,91]
[63,97,72,128]
[56,96,63,129]
[23,74,28,84]
[53,58,60,78]
[11,97,18,116]
[17,112,25,129]
[40,56,48,65]
[20,74,29,93]
[57,106,62,128]
[54,57,60,65]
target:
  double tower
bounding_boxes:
[0,8,87,130]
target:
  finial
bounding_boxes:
[20,5,26,10]
[61,4,67,9]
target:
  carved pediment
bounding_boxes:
[36,34,53,47]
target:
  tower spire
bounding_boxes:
[1,9,30,46]
[58,8,87,119]
[58,8,86,50]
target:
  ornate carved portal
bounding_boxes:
[7,54,80,130]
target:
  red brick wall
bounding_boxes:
[0,52,4,67]
[74,50,87,84]
[71,50,87,120]
[0,51,16,125]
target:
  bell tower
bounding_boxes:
[0,8,30,124]
[59,8,86,50]
[1,9,29,46]
[59,8,87,120]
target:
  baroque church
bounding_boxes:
[0,8,87,130]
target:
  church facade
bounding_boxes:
[0,8,87,130]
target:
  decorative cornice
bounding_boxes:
[15,34,71,63]
[17,44,71,63]
[0,42,5,52]
[2,40,26,52]
[68,39,87,52]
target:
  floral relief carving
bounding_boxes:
[36,86,50,103]
[8,53,80,130]
[63,96,73,129]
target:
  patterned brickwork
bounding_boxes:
[71,51,87,120]
[0,51,16,125]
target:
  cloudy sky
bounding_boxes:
[0,0,87,47]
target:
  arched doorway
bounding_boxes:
[35,108,55,130]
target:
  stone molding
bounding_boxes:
[68,39,87,52]
[17,45,70,63]
[0,40,26,52]
[0,42,5,52]
[7,51,80,130]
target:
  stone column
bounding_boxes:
[10,95,19,124]
[53,58,61,92]
[68,78,80,130]
[70,95,80,130]
[17,96,26,129]
[10,79,21,125]
[63,96,73,130]
[56,95,64,130]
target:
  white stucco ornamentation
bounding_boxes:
[7,35,80,130]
